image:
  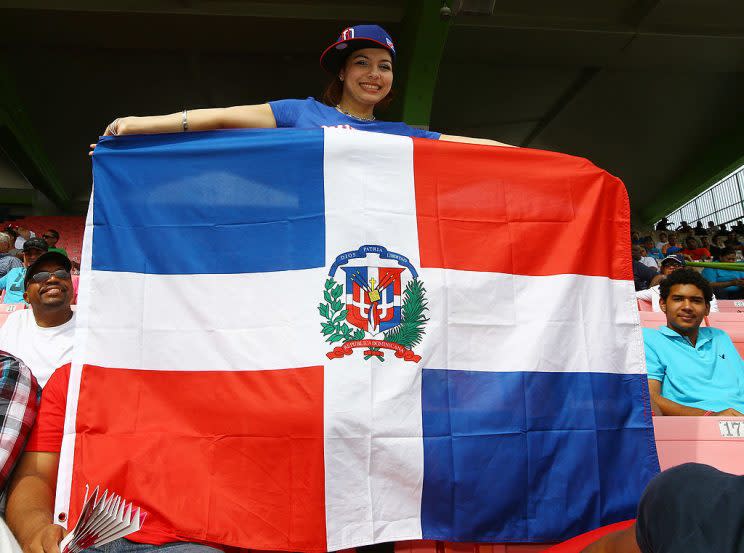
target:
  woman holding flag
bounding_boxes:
[92,25,511,147]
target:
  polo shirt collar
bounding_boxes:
[658,324,712,348]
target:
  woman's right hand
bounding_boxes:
[89,116,132,156]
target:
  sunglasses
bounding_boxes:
[30,269,71,284]
[42,234,56,239]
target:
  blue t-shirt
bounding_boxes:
[701,266,744,294]
[0,267,26,304]
[269,97,441,140]
[643,326,744,412]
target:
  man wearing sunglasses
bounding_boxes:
[42,229,68,258]
[0,251,75,388]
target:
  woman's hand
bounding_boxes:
[89,116,133,156]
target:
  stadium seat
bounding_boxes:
[653,416,744,475]
[638,311,669,328]
[636,299,652,312]
[714,300,744,313]
[705,313,744,357]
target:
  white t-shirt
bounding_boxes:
[0,310,74,387]
[640,256,659,270]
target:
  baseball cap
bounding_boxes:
[320,24,396,73]
[660,254,684,266]
[24,251,72,290]
[22,237,49,253]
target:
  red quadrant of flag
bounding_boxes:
[69,365,327,550]
[413,139,631,280]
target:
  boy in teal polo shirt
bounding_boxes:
[643,268,744,416]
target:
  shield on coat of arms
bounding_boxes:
[341,266,404,334]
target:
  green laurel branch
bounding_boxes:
[383,278,429,349]
[319,277,365,344]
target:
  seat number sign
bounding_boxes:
[719,421,744,438]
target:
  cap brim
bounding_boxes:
[24,251,72,290]
[319,37,395,73]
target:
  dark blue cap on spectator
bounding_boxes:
[24,251,72,290]
[22,237,48,253]
[320,24,396,73]
[661,254,685,266]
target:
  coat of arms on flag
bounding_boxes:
[320,245,426,362]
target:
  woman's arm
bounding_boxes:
[104,104,277,136]
[438,134,514,147]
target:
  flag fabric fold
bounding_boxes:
[56,128,658,551]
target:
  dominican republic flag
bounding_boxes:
[58,128,659,551]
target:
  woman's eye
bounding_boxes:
[380,65,392,71]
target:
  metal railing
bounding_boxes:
[659,164,744,230]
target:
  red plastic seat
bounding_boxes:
[713,300,744,313]
[638,311,669,328]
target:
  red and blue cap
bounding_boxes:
[320,24,396,74]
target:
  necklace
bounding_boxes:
[335,105,375,122]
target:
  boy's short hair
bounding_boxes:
[659,268,713,303]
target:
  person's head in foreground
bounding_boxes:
[320,24,395,119]
[23,251,73,325]
[579,463,744,553]
[21,237,48,268]
[659,268,712,336]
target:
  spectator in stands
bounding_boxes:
[654,231,668,252]
[735,220,744,234]
[0,238,48,305]
[13,226,34,251]
[630,230,642,245]
[707,220,717,232]
[0,251,74,387]
[643,269,744,416]
[641,237,662,260]
[42,229,68,257]
[680,236,711,260]
[661,235,682,255]
[632,245,657,291]
[639,255,718,312]
[0,353,40,553]
[700,248,744,300]
[655,217,670,231]
[677,221,692,233]
[709,234,727,260]
[0,233,22,278]
[581,463,744,553]
[637,246,659,270]
[694,221,707,235]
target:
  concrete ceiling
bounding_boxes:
[1,0,743,224]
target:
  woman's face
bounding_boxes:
[339,48,393,108]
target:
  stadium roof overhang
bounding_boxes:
[1,0,743,225]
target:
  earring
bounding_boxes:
[339,75,344,81]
